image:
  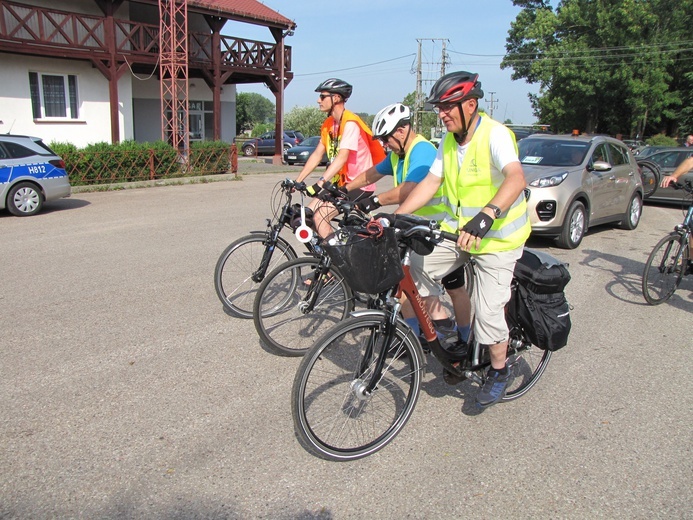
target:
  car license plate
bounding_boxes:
[287,155,296,160]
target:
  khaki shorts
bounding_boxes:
[410,244,524,346]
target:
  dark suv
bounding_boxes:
[241,131,301,156]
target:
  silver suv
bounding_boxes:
[519,134,643,248]
[0,135,71,216]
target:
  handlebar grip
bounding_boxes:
[440,231,459,243]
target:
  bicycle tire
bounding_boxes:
[292,313,424,461]
[502,331,552,401]
[253,257,355,356]
[214,234,297,319]
[642,232,687,305]
[637,160,660,200]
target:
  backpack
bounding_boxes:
[508,248,572,351]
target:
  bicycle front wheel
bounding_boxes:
[214,234,297,319]
[292,314,425,461]
[253,257,355,356]
[642,232,687,305]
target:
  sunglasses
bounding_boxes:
[319,93,332,100]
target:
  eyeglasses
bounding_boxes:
[433,103,457,115]
[319,93,332,100]
[378,135,391,145]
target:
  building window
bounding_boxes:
[29,72,79,119]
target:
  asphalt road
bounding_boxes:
[2,169,691,519]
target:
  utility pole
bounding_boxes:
[414,38,449,135]
[485,91,498,120]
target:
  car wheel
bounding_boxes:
[242,145,255,157]
[619,193,642,230]
[287,161,295,166]
[7,182,43,216]
[556,200,586,249]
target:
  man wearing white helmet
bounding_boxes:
[346,102,473,348]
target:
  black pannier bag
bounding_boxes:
[323,226,404,294]
[508,248,572,351]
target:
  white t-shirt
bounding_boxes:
[430,124,519,186]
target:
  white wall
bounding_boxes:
[0,55,133,146]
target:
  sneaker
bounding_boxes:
[476,367,511,409]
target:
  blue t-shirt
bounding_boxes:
[375,139,437,185]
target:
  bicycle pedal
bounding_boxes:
[442,365,466,385]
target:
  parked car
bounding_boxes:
[638,147,693,203]
[284,130,305,144]
[283,136,328,166]
[621,139,646,154]
[519,134,643,249]
[0,135,71,216]
[241,131,301,156]
[634,145,670,158]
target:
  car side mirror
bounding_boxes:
[589,160,612,172]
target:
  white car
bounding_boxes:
[0,135,71,216]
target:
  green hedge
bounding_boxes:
[50,140,233,186]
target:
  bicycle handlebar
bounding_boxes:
[671,180,693,193]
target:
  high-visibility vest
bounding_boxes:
[440,114,531,254]
[390,134,453,222]
[320,110,386,186]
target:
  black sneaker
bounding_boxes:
[476,367,511,409]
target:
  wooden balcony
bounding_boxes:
[0,0,291,83]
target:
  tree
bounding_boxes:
[236,92,275,133]
[284,106,326,137]
[502,0,693,137]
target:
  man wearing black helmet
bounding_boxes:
[295,78,385,237]
[395,71,532,409]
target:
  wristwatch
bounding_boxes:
[485,203,502,218]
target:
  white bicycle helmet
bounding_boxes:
[372,103,411,138]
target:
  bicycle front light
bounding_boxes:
[529,172,568,188]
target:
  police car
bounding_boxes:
[0,135,71,216]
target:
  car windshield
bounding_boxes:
[301,136,320,147]
[518,139,590,167]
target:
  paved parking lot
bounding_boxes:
[1,169,691,518]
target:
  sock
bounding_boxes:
[405,317,421,336]
[490,365,508,376]
[433,317,455,338]
[456,324,471,343]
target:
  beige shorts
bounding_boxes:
[410,244,524,346]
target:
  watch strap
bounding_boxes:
[485,203,502,218]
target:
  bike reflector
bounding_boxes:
[295,206,313,243]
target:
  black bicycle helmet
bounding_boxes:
[315,78,353,101]
[426,71,483,105]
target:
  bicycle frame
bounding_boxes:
[250,184,318,283]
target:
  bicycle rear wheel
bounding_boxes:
[253,257,355,356]
[292,314,424,461]
[502,332,552,401]
[214,234,297,319]
[642,232,687,305]
[638,160,660,200]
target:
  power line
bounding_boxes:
[295,54,415,77]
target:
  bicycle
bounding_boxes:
[214,179,320,319]
[291,215,552,461]
[251,191,369,356]
[252,189,475,357]
[636,159,661,200]
[642,180,693,305]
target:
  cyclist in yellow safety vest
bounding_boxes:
[345,103,472,348]
[395,71,531,409]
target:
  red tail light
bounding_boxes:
[49,159,66,169]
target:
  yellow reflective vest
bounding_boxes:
[440,114,531,254]
[390,134,454,223]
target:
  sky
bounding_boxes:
[224,0,541,124]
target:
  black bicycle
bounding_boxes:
[214,179,319,318]
[291,216,552,461]
[642,181,693,304]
